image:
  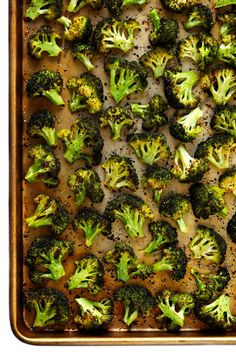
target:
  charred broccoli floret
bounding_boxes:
[184,4,214,32]
[115,284,154,327]
[67,73,104,114]
[104,56,148,104]
[25,236,73,284]
[71,43,95,71]
[219,167,236,196]
[217,39,236,67]
[189,225,227,264]
[148,9,179,47]
[27,109,57,147]
[27,25,62,59]
[218,11,236,39]
[227,212,236,243]
[159,192,190,233]
[74,297,114,332]
[106,0,146,16]
[194,133,236,170]
[57,117,103,166]
[139,48,173,80]
[67,254,104,293]
[26,0,62,21]
[104,193,153,238]
[127,132,171,166]
[156,289,195,332]
[142,166,173,202]
[74,208,111,247]
[25,144,60,187]
[210,105,236,137]
[93,18,140,53]
[26,69,64,106]
[102,154,138,192]
[160,0,198,12]
[172,144,208,183]
[201,68,236,105]
[68,168,104,206]
[57,15,92,42]
[24,288,69,328]
[99,106,134,141]
[68,0,104,12]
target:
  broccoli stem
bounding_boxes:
[177,218,188,233]
[215,0,236,7]
[75,186,87,206]
[144,235,165,254]
[219,207,228,217]
[123,306,138,326]
[26,1,51,21]
[184,18,202,30]
[76,54,94,71]
[149,9,160,32]
[152,259,173,273]
[153,189,162,203]
[131,103,150,119]
[79,221,104,247]
[42,89,64,106]
[57,16,72,30]
[158,302,184,327]
[180,107,203,131]
[40,127,57,147]
[75,297,104,320]
[109,68,140,103]
[67,269,92,290]
[44,257,66,280]
[115,208,145,237]
[69,92,87,112]
[116,253,132,282]
[68,0,86,12]
[26,215,52,228]
[123,0,146,6]
[25,159,49,183]
[33,299,57,327]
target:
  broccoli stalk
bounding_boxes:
[144,221,178,254]
[215,0,236,7]
[26,0,62,21]
[148,9,179,46]
[68,0,103,12]
[183,5,214,32]
[107,0,146,16]
[27,110,57,147]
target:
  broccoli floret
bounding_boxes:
[26,0,62,21]
[93,18,140,53]
[104,193,153,238]
[25,194,69,235]
[201,68,236,105]
[27,109,57,147]
[139,48,173,80]
[74,297,114,332]
[219,167,236,196]
[71,43,95,71]
[26,69,64,106]
[74,208,111,247]
[57,15,92,42]
[25,236,73,284]
[218,11,236,39]
[144,220,178,254]
[194,133,236,170]
[152,247,187,281]
[172,144,208,183]
[68,168,104,206]
[215,0,236,8]
[67,254,104,293]
[142,166,173,202]
[148,9,179,47]
[104,56,148,104]
[115,284,154,327]
[127,132,171,166]
[27,25,62,59]
[184,5,214,32]
[195,294,236,330]
[169,106,203,142]
[164,69,199,109]
[25,144,60,187]
[156,290,195,332]
[217,39,236,67]
[210,105,236,138]
[99,106,134,141]
[57,117,103,166]
[189,225,227,264]
[24,288,69,328]
[227,212,236,243]
[102,154,138,192]
[68,0,104,12]
[106,0,146,16]
[160,0,198,12]
[67,73,104,114]
[104,242,136,282]
[159,192,190,233]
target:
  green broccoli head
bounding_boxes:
[25,236,73,284]
[142,165,173,202]
[145,220,178,254]
[210,105,236,138]
[67,254,104,293]
[106,0,146,16]
[217,39,236,68]
[148,9,179,46]
[217,11,236,39]
[27,109,57,147]
[57,15,92,42]
[160,0,198,12]
[219,167,236,197]
[184,4,214,32]
[139,48,173,80]
[68,0,104,12]
[71,43,95,71]
[227,212,236,243]
[26,0,63,21]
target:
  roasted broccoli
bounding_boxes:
[74,297,114,332]
[172,144,208,183]
[57,117,103,166]
[159,192,190,233]
[115,284,154,326]
[25,236,73,284]
[127,132,171,166]
[27,109,57,147]
[68,0,103,12]
[24,288,69,328]
[219,167,236,196]
[71,43,95,71]
[227,212,236,243]
[26,0,62,21]
[26,69,64,106]
[142,165,173,202]
[93,18,140,53]
[27,25,62,59]
[156,290,195,332]
[163,69,199,109]
[67,254,104,293]
[210,105,236,137]
[104,56,148,104]
[25,144,60,187]
[160,0,198,12]
[215,0,236,8]
[104,242,136,282]
[74,208,111,247]
[194,133,236,170]
[104,193,153,238]
[99,106,134,141]
[106,0,146,16]
[217,39,236,67]
[183,4,214,32]
[189,225,227,264]
[68,168,104,206]
[67,73,104,114]
[57,15,92,42]
[139,48,173,80]
[218,11,236,39]
[201,68,236,105]
[148,9,179,47]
